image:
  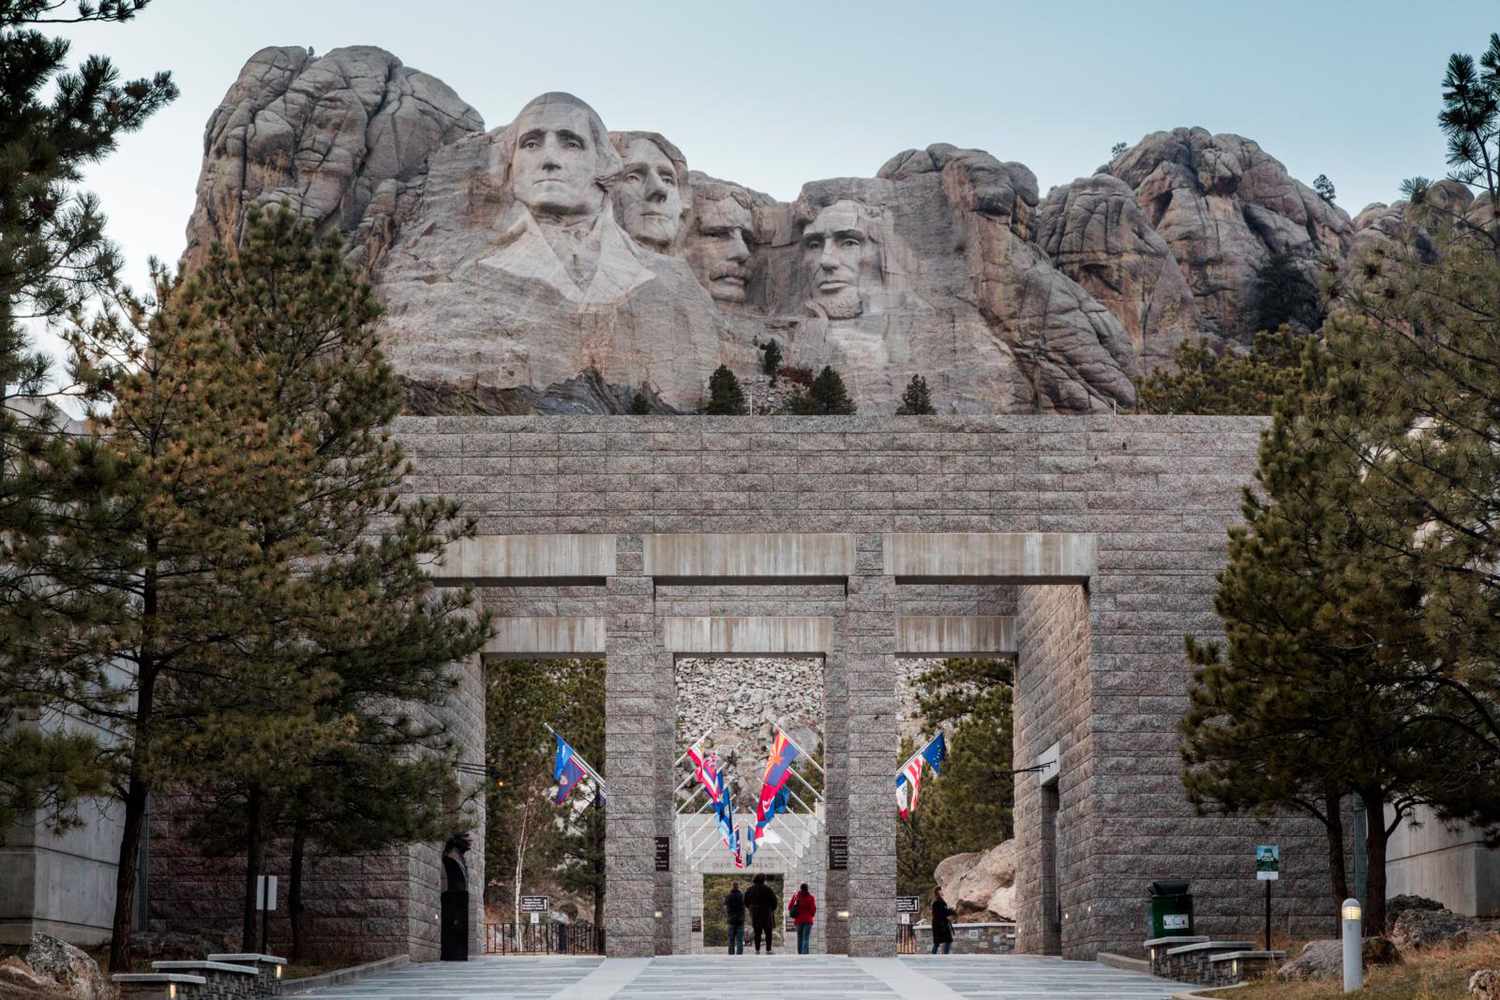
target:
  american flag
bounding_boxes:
[896,755,925,819]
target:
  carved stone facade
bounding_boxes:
[186,47,1359,418]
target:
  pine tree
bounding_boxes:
[1110,141,1129,159]
[761,339,783,381]
[1137,330,1306,415]
[629,385,652,414]
[1435,33,1500,228]
[704,364,747,415]
[896,374,935,414]
[8,208,486,965]
[0,0,176,835]
[1179,341,1500,933]
[1250,250,1323,334]
[1313,174,1336,204]
[780,365,856,415]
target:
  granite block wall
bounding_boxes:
[141,413,1333,962]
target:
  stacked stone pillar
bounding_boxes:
[603,535,669,956]
[844,535,899,956]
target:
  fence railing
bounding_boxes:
[897,923,917,954]
[485,920,603,956]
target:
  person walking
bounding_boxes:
[930,886,954,955]
[788,883,816,954]
[725,881,746,955]
[744,874,778,954]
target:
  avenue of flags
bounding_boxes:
[687,744,743,868]
[542,724,948,849]
[896,732,947,820]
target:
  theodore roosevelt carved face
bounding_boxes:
[800,199,882,320]
[687,183,754,304]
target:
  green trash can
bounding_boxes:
[1147,880,1194,937]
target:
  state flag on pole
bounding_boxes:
[756,730,801,824]
[552,733,588,805]
[687,745,725,806]
[896,755,924,819]
[922,733,948,774]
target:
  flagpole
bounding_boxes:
[672,727,714,768]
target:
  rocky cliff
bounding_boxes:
[183,46,1363,415]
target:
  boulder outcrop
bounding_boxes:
[935,840,1017,922]
[23,935,110,1000]
[1104,128,1352,340]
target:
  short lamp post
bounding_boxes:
[1341,898,1362,993]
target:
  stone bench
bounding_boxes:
[152,962,259,1000]
[1205,950,1287,986]
[205,955,287,996]
[113,973,207,1000]
[1143,936,1207,977]
[1163,940,1253,983]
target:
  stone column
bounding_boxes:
[604,535,661,956]
[823,644,850,953]
[845,534,899,956]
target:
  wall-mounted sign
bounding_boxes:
[691,916,702,933]
[520,895,549,912]
[1255,845,1280,881]
[828,836,849,871]
[655,836,671,872]
[896,896,920,913]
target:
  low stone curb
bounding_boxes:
[1096,952,1150,975]
[280,955,409,994]
[1170,985,1247,1000]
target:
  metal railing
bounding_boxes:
[484,920,603,956]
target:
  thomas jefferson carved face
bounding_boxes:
[801,200,881,320]
[687,189,753,303]
[509,95,608,218]
[615,137,683,250]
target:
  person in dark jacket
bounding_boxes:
[743,874,778,954]
[725,882,746,955]
[930,886,955,954]
[789,883,817,954]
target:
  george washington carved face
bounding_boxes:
[507,93,614,218]
[801,199,882,320]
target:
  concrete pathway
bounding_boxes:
[287,954,1197,1000]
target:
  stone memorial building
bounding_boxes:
[6,45,1386,959]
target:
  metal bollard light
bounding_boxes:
[1341,898,1362,992]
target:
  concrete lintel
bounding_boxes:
[644,533,854,582]
[483,617,607,659]
[661,617,832,656]
[883,532,1095,582]
[896,616,1016,657]
[430,534,616,585]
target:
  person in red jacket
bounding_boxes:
[788,883,817,954]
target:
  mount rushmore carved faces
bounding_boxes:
[482,92,656,305]
[611,132,688,252]
[686,179,754,304]
[801,199,883,320]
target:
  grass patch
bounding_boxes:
[1203,934,1500,1000]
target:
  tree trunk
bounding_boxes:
[513,800,530,932]
[1324,789,1350,935]
[1360,788,1390,937]
[289,815,308,963]
[242,784,265,952]
[108,766,150,971]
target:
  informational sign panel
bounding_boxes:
[1256,845,1280,881]
[529,912,540,925]
[520,895,549,912]
[827,835,849,871]
[655,837,671,872]
[691,916,702,933]
[255,875,278,911]
[895,896,921,913]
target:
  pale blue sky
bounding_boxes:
[47,0,1498,320]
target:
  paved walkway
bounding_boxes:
[288,954,1196,1000]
